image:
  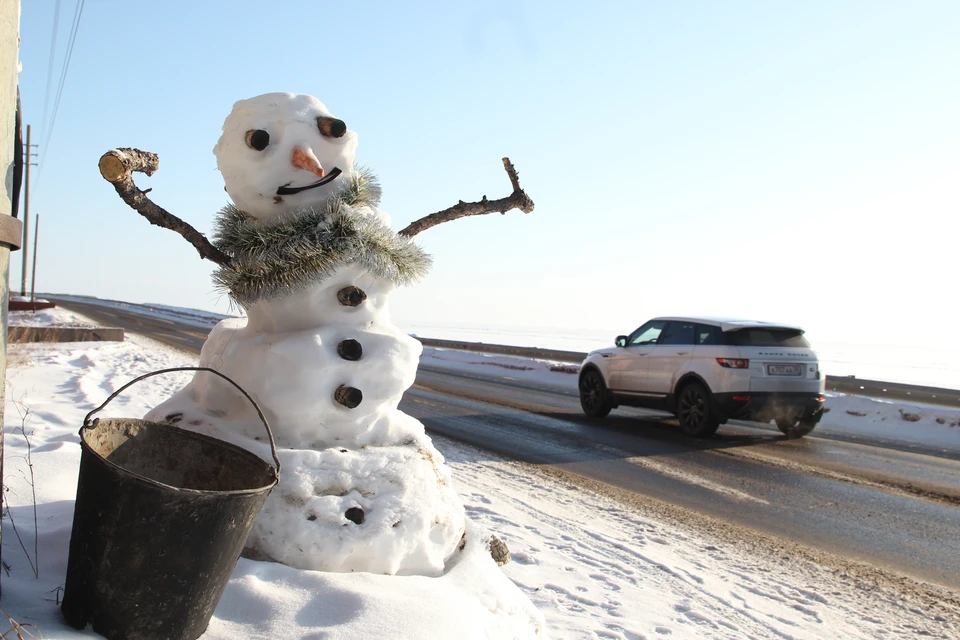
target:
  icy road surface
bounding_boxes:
[7,300,959,638]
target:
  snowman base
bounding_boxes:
[242,437,467,575]
[148,392,468,576]
[205,519,547,639]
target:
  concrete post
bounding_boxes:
[1,0,24,597]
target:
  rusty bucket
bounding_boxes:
[60,367,281,640]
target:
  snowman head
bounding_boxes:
[214,92,358,220]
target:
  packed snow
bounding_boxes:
[213,93,361,222]
[145,264,471,578]
[3,307,960,639]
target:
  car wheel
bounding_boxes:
[579,369,612,418]
[676,382,719,437]
[775,417,818,439]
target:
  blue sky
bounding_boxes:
[13,1,960,347]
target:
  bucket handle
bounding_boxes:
[82,367,281,477]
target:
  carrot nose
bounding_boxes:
[291,146,325,178]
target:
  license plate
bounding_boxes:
[767,364,802,376]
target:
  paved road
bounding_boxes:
[408,368,960,590]
[47,296,960,591]
[45,296,212,353]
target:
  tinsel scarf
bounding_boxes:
[212,167,432,308]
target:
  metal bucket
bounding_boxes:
[60,367,281,640]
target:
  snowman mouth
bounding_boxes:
[276,167,343,196]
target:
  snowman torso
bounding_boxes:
[148,257,467,574]
[187,264,421,448]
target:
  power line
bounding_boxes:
[39,0,85,174]
[39,0,62,140]
[42,0,83,158]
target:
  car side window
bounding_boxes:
[628,321,666,346]
[696,324,723,345]
[659,322,696,345]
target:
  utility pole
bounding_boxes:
[30,215,39,306]
[21,125,37,297]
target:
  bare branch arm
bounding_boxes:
[398,157,535,238]
[98,148,232,266]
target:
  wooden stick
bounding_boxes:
[398,157,535,237]
[99,148,232,266]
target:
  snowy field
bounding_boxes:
[38,294,960,391]
[418,349,960,456]
[401,323,960,392]
[2,308,959,638]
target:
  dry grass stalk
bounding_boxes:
[0,608,42,639]
[2,401,40,578]
[4,345,31,370]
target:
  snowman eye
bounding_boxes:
[245,129,270,151]
[317,117,346,138]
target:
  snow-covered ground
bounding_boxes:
[37,294,960,390]
[2,308,960,639]
[419,348,960,456]
[26,300,960,453]
[32,295,231,331]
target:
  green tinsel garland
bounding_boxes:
[212,167,432,307]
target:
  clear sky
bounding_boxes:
[12,1,960,347]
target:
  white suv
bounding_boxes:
[578,317,826,438]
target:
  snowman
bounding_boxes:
[134,93,531,581]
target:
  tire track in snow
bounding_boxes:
[441,442,936,639]
[620,455,769,505]
[438,435,960,639]
[715,446,960,507]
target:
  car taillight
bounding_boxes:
[732,395,751,402]
[716,358,749,369]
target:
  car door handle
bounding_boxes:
[676,351,688,355]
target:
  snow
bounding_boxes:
[418,348,960,454]
[401,323,960,391]
[17,300,960,455]
[39,294,231,330]
[9,82,956,638]
[3,307,960,639]
[145,268,471,579]
[33,296,960,392]
[157,93,474,582]
[4,307,96,328]
[2,315,542,638]
[5,91,546,638]
[213,92,359,220]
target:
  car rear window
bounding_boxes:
[696,324,724,345]
[725,328,810,347]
